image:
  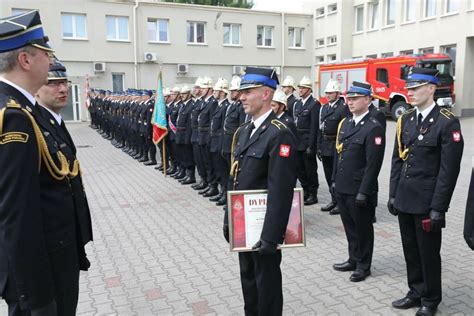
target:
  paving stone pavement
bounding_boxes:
[1,118,473,315]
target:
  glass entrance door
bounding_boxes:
[63,84,81,121]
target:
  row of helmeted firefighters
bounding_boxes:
[87,75,363,213]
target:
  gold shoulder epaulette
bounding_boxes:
[271,119,287,130]
[404,108,415,116]
[440,108,454,119]
[6,98,21,109]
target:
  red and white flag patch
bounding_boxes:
[452,130,461,142]
[374,136,382,145]
[279,144,291,157]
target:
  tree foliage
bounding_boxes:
[163,0,253,9]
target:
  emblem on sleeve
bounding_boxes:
[374,136,382,145]
[279,144,291,157]
[0,132,29,145]
[452,130,461,142]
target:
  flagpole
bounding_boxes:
[162,139,167,176]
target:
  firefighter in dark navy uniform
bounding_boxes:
[465,168,474,250]
[0,11,88,316]
[280,75,298,120]
[388,68,463,316]
[318,79,350,215]
[331,81,385,283]
[270,89,297,137]
[294,76,321,206]
[223,67,297,315]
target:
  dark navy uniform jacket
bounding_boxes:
[332,114,385,196]
[318,98,350,157]
[224,112,297,244]
[175,99,194,145]
[465,169,474,247]
[390,106,463,215]
[209,99,228,153]
[222,100,245,154]
[294,96,321,152]
[198,96,217,146]
[190,97,203,145]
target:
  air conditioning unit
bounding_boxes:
[93,62,106,73]
[233,65,245,75]
[177,63,189,74]
[144,52,157,62]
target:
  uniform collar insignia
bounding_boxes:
[26,106,32,112]
[50,119,55,125]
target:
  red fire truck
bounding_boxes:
[317,54,455,119]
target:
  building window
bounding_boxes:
[424,0,437,17]
[327,35,337,46]
[386,0,396,25]
[404,0,416,22]
[223,23,241,45]
[446,0,459,13]
[316,56,325,64]
[328,3,338,14]
[187,21,206,44]
[112,73,124,93]
[400,49,414,55]
[12,8,32,15]
[288,27,304,48]
[316,38,325,48]
[366,54,378,59]
[381,52,394,58]
[369,1,380,29]
[355,6,364,32]
[316,7,325,17]
[327,54,336,62]
[419,47,434,54]
[106,16,129,41]
[147,18,169,42]
[257,25,273,47]
[61,13,87,39]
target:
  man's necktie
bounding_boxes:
[417,113,423,129]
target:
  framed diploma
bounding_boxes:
[227,188,305,252]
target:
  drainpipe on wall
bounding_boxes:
[133,0,139,89]
[281,12,285,79]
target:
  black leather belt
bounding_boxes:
[198,127,209,132]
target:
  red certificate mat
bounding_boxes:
[227,188,305,252]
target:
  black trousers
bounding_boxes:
[296,151,319,192]
[182,144,195,169]
[7,244,80,316]
[147,137,157,163]
[238,251,283,316]
[322,155,336,202]
[211,151,228,187]
[398,212,442,308]
[336,192,374,271]
[199,144,215,185]
[192,143,206,181]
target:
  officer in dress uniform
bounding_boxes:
[176,86,196,185]
[197,77,219,197]
[0,11,88,315]
[388,68,463,316]
[143,91,157,166]
[209,78,230,205]
[465,167,474,250]
[331,81,385,283]
[167,86,181,176]
[190,78,208,190]
[318,79,350,215]
[280,75,298,120]
[223,67,297,315]
[270,89,297,137]
[294,76,321,205]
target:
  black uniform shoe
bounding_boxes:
[193,181,207,190]
[329,207,340,215]
[392,297,421,309]
[321,201,337,212]
[333,260,356,272]
[198,185,211,195]
[182,177,196,185]
[415,306,437,316]
[144,161,157,166]
[210,193,223,202]
[349,269,371,282]
[138,157,148,163]
[216,195,227,206]
[203,185,219,197]
[175,170,186,180]
[304,194,318,206]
